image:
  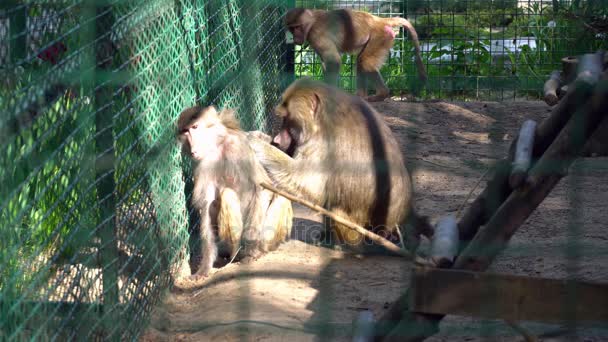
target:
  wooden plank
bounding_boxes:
[411,267,608,324]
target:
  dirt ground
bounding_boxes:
[141,99,608,341]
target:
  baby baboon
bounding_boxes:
[249,78,432,254]
[177,106,293,279]
[284,8,427,102]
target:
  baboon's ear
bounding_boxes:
[219,108,235,120]
[219,108,241,130]
[311,93,320,119]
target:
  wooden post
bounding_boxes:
[543,70,562,106]
[430,216,458,268]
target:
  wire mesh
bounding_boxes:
[0,0,289,340]
[1,0,607,340]
[293,0,608,100]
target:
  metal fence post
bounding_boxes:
[6,0,26,65]
[81,2,120,339]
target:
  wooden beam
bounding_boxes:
[411,267,608,324]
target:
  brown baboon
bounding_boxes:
[284,8,427,102]
[248,78,432,254]
[177,106,293,279]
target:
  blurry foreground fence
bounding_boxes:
[0,0,290,339]
[1,0,607,340]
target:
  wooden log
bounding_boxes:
[543,70,562,106]
[431,216,459,268]
[410,267,608,324]
[509,120,537,189]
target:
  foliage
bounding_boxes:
[296,0,607,99]
[403,0,518,13]
[507,1,608,81]
[413,13,469,39]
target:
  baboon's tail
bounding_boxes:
[397,208,434,253]
[386,17,427,83]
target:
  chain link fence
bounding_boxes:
[294,0,608,99]
[1,0,607,340]
[0,0,290,340]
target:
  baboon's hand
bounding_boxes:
[247,133,292,170]
[246,130,272,143]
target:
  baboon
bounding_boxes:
[177,106,293,279]
[284,8,427,102]
[248,78,432,254]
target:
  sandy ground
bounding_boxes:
[141,99,608,341]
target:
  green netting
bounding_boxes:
[294,0,608,100]
[1,0,607,340]
[0,0,290,340]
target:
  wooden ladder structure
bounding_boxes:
[371,51,608,341]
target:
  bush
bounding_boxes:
[413,14,468,39]
[427,0,518,13]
